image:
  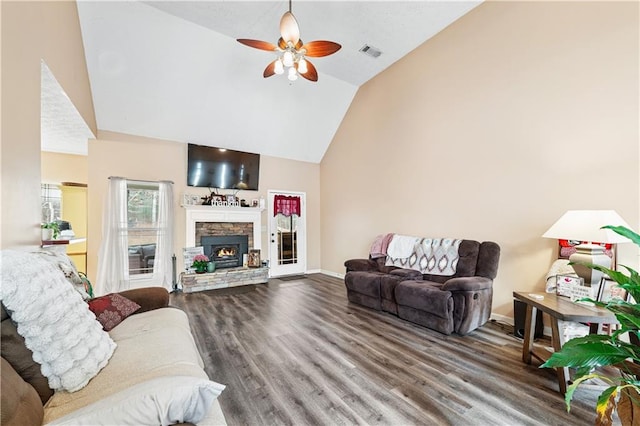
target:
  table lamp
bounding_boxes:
[542,210,631,286]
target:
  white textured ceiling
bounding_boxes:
[50,1,481,162]
[41,61,95,155]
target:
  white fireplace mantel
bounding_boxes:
[184,205,263,249]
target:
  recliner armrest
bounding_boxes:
[344,258,378,272]
[117,287,169,313]
[441,276,493,292]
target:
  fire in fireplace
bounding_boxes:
[200,235,249,269]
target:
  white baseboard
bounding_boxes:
[490,313,514,326]
[306,269,321,274]
[320,269,344,279]
[491,313,552,337]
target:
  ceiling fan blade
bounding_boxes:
[279,11,300,45]
[301,41,342,57]
[237,39,278,51]
[299,60,318,82]
[263,61,277,78]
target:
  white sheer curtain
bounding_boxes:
[96,177,129,295]
[96,178,174,295]
[152,181,173,290]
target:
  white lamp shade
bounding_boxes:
[542,210,632,244]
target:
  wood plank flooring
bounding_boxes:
[171,274,604,426]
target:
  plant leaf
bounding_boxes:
[564,373,613,411]
[596,386,618,425]
[602,225,640,246]
[542,342,634,369]
[617,387,634,426]
[561,334,615,349]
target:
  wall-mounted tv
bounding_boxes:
[187,144,260,190]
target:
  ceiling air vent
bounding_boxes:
[359,44,382,58]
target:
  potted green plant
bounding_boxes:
[542,225,640,425]
[191,254,210,274]
[41,221,60,240]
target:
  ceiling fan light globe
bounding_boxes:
[274,59,284,75]
[282,51,294,67]
[280,11,300,45]
[287,67,298,81]
[298,58,308,74]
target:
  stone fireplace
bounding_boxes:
[184,205,263,267]
[182,205,267,292]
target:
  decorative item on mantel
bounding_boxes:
[183,247,205,273]
[207,261,216,273]
[191,254,210,274]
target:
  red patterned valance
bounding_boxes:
[274,195,301,217]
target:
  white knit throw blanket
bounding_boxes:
[415,238,462,275]
[386,238,462,276]
[1,250,116,392]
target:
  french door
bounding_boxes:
[268,190,306,277]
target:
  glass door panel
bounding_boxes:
[268,191,306,277]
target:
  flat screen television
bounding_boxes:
[187,144,260,190]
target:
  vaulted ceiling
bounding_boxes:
[43,1,482,163]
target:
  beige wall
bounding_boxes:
[41,152,88,184]
[320,1,640,319]
[1,1,95,248]
[87,131,321,281]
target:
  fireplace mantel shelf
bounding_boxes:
[182,205,264,213]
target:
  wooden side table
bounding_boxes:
[513,291,618,394]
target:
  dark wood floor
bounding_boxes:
[171,274,604,426]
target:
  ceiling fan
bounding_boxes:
[237,0,341,82]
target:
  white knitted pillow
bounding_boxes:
[0,250,116,392]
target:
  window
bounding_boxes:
[97,178,173,295]
[126,182,159,276]
[41,184,61,223]
[276,214,298,265]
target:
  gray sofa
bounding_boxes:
[128,243,156,274]
[344,239,500,335]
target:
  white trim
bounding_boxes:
[184,205,263,250]
[490,313,513,325]
[268,190,307,277]
[320,269,344,279]
[305,268,321,274]
[490,313,551,337]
